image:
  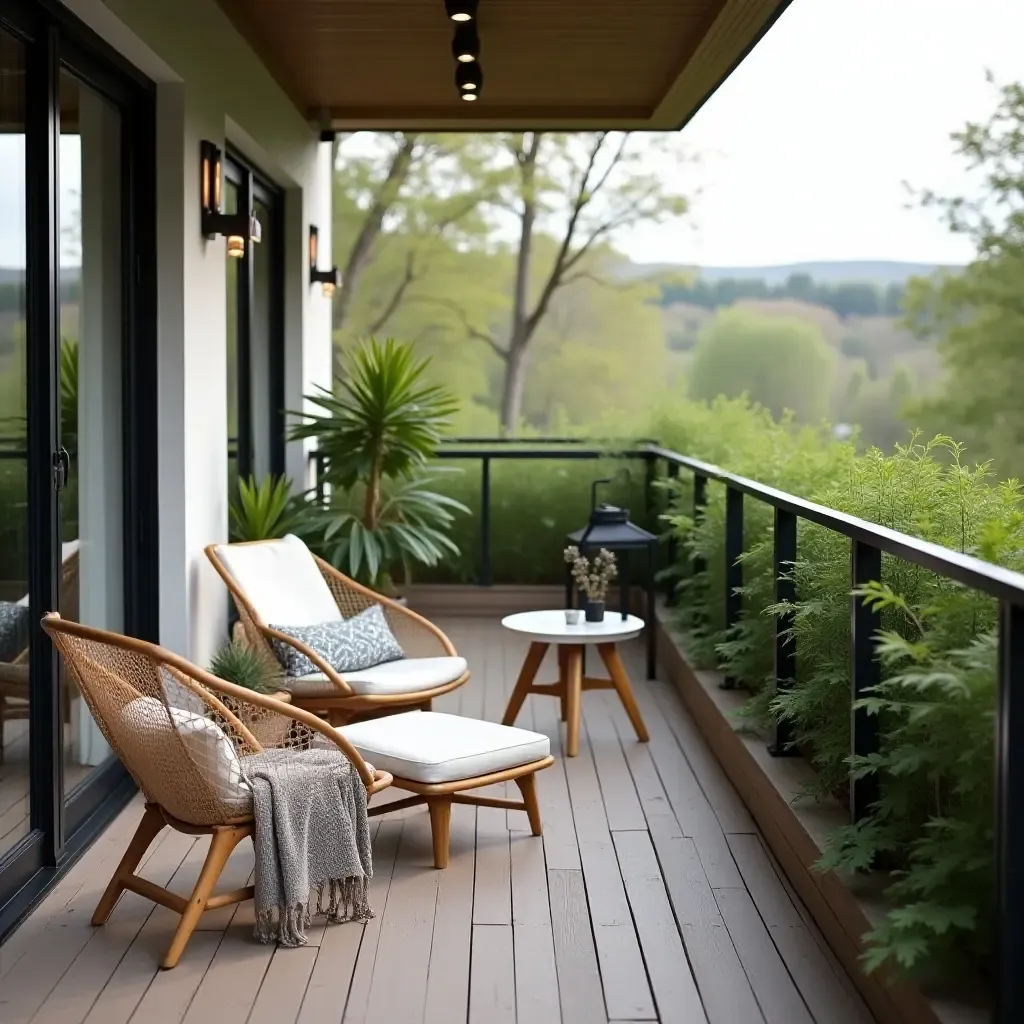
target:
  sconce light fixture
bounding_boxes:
[309,225,340,297]
[200,140,261,257]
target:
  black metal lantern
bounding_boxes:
[566,477,658,678]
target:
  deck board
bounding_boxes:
[0,616,876,1023]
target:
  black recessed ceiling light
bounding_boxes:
[455,61,483,92]
[451,23,479,62]
[445,0,478,22]
[461,92,478,102]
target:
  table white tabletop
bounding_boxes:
[501,610,644,645]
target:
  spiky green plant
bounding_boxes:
[209,640,281,695]
[229,474,301,542]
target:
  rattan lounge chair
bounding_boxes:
[41,613,393,969]
[0,541,80,762]
[205,535,470,724]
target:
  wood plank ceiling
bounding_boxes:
[215,0,792,129]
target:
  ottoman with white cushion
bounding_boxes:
[339,710,553,868]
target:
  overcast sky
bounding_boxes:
[621,0,1024,268]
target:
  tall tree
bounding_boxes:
[450,132,688,432]
[906,79,1024,473]
[689,307,835,423]
[331,133,495,353]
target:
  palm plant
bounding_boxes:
[288,337,467,590]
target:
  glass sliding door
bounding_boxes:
[0,25,30,864]
[57,69,123,800]
[0,0,156,936]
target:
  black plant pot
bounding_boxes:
[585,600,605,623]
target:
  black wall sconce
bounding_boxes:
[309,226,340,297]
[200,140,261,257]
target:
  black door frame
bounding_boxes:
[0,0,157,940]
[224,150,286,483]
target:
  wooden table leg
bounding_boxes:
[557,646,568,721]
[564,645,583,757]
[502,641,549,726]
[598,642,649,743]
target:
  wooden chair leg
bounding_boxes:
[514,773,542,836]
[161,826,247,969]
[92,804,166,926]
[598,643,649,743]
[564,645,583,757]
[427,797,453,869]
[501,642,548,726]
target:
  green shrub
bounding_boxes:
[658,418,1016,982]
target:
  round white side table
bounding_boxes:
[500,610,649,757]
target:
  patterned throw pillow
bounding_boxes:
[0,600,29,663]
[269,604,405,678]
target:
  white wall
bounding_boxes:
[60,0,334,665]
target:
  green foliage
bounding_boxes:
[307,469,470,587]
[817,584,995,977]
[906,79,1024,478]
[290,337,458,494]
[209,640,282,695]
[290,337,465,590]
[229,475,301,542]
[659,272,906,319]
[688,308,836,423]
[657,417,1019,981]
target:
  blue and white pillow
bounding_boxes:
[269,604,405,678]
[0,600,29,663]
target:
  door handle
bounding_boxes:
[52,447,70,491]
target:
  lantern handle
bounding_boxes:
[591,467,632,511]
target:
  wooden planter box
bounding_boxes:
[653,607,988,1024]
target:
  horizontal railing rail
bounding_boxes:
[309,436,1024,1020]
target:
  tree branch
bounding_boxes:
[335,133,420,330]
[412,296,507,360]
[367,250,419,335]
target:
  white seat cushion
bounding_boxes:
[338,710,550,784]
[213,534,341,628]
[289,656,468,697]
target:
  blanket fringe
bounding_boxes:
[254,876,372,946]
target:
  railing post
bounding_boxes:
[643,451,656,533]
[996,600,1024,1024]
[479,456,492,587]
[769,507,799,756]
[665,461,680,606]
[723,486,743,688]
[850,540,882,821]
[692,473,707,579]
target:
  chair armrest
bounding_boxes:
[176,666,378,791]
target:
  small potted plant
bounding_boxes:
[564,545,617,623]
[209,640,291,747]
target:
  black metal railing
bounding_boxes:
[311,436,1024,1019]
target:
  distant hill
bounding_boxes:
[619,260,959,286]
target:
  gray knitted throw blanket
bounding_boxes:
[243,747,373,946]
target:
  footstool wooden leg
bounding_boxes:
[598,643,649,743]
[502,641,548,726]
[564,645,583,757]
[427,797,453,868]
[514,774,542,836]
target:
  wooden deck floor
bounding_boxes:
[0,618,876,1024]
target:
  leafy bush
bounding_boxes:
[657,414,1016,983]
